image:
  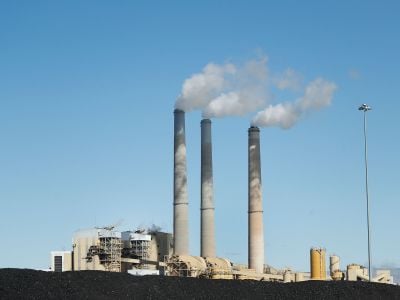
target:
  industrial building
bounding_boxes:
[49,108,393,284]
[72,228,122,272]
[51,226,172,274]
[50,251,72,272]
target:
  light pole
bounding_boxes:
[358,103,372,282]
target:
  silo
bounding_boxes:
[310,247,326,280]
[330,255,340,276]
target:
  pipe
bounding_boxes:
[173,109,189,255]
[201,119,215,258]
[248,126,264,273]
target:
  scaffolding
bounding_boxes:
[85,229,122,272]
[130,239,150,268]
[98,234,122,272]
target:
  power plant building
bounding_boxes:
[47,108,394,284]
[50,251,72,272]
[72,228,122,272]
[121,230,173,272]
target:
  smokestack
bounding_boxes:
[200,119,215,258]
[248,126,264,273]
[173,109,189,255]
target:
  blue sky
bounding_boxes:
[1,1,399,271]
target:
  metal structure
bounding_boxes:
[83,228,122,272]
[358,103,372,282]
[173,109,189,255]
[126,232,151,269]
[248,126,264,273]
[98,232,122,272]
[201,118,216,258]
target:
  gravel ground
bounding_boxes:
[1,268,400,299]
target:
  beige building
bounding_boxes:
[50,227,172,274]
[72,228,122,272]
[50,251,72,272]
[121,230,173,272]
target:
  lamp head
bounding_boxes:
[358,104,372,111]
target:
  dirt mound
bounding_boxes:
[1,268,399,299]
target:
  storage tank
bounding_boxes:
[295,272,304,282]
[310,247,326,280]
[329,255,340,275]
[283,270,292,283]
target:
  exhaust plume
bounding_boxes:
[273,68,303,91]
[175,53,337,128]
[252,78,337,129]
[175,57,269,118]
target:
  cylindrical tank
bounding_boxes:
[330,255,340,276]
[283,270,292,283]
[295,272,304,282]
[347,264,361,281]
[310,247,326,280]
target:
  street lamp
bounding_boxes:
[358,103,372,282]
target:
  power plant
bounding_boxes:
[49,109,394,284]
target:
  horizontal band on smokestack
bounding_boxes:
[173,109,189,255]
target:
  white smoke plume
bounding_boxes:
[273,68,303,91]
[175,57,269,118]
[252,78,337,129]
[176,55,337,128]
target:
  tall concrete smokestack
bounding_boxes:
[173,109,189,255]
[248,126,264,273]
[200,119,215,258]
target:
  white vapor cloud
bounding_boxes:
[175,56,269,118]
[175,63,236,112]
[273,68,303,91]
[175,54,337,129]
[299,78,337,110]
[252,103,300,129]
[252,78,337,129]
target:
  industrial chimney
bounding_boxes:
[248,126,264,273]
[200,119,215,258]
[173,109,189,255]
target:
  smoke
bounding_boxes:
[175,57,269,118]
[273,68,303,91]
[147,224,162,234]
[176,54,337,128]
[252,103,300,129]
[252,78,337,129]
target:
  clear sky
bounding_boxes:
[1,1,399,272]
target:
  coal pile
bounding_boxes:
[1,269,400,300]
